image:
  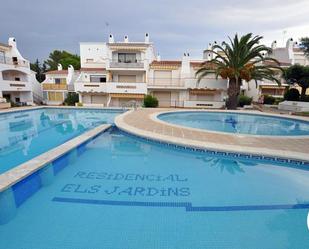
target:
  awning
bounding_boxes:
[189,88,222,95]
[110,93,145,99]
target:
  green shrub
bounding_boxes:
[143,95,158,107]
[284,88,300,101]
[237,95,252,107]
[64,92,79,106]
[274,97,284,105]
[263,95,276,105]
[301,95,309,102]
[77,102,83,107]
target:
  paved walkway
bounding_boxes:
[115,108,309,161]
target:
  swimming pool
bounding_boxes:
[0,127,308,249]
[0,108,123,174]
[158,111,309,136]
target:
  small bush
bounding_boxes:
[64,92,79,106]
[274,97,284,105]
[301,95,309,102]
[76,102,83,107]
[263,95,276,105]
[143,95,159,107]
[284,88,300,101]
[237,95,252,107]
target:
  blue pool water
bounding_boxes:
[158,111,309,136]
[0,108,122,174]
[0,128,309,248]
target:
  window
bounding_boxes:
[12,57,18,64]
[48,92,64,101]
[118,53,136,63]
[15,97,20,103]
[86,59,94,63]
[15,77,20,81]
[90,75,106,83]
[55,78,66,84]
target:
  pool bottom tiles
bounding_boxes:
[0,128,309,249]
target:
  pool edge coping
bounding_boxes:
[0,123,112,192]
[153,109,309,139]
[115,109,309,162]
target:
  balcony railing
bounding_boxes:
[109,59,144,68]
[106,82,147,94]
[0,80,31,91]
[42,83,67,90]
[147,78,185,87]
[0,55,29,68]
[74,81,147,94]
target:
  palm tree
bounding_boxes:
[196,33,282,109]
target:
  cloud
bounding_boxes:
[0,0,308,61]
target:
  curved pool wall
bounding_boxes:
[0,107,123,174]
[158,111,309,136]
[1,127,309,248]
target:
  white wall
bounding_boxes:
[80,42,107,68]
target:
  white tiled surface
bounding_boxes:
[115,109,309,161]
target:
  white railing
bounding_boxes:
[74,81,147,94]
[0,80,32,91]
[74,82,107,93]
[106,82,147,94]
[147,78,185,87]
[109,59,144,69]
[0,56,29,68]
[184,100,225,109]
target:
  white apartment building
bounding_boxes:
[0,38,42,106]
[73,34,227,108]
[45,34,308,107]
[243,38,309,101]
[74,34,154,107]
[41,64,78,105]
[148,55,227,108]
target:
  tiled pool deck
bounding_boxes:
[115,108,309,162]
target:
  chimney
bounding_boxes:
[286,38,294,49]
[157,53,161,61]
[8,37,27,61]
[286,38,295,63]
[294,41,299,48]
[145,33,150,43]
[271,40,277,50]
[57,64,63,71]
[204,43,213,61]
[109,34,114,43]
[8,37,17,48]
[67,65,74,85]
[181,52,190,78]
[124,35,129,43]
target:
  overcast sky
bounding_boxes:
[1,0,309,62]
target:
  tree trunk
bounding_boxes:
[226,78,240,109]
[300,87,307,101]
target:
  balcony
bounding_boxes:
[184,78,228,89]
[147,78,185,88]
[74,82,107,93]
[0,56,29,68]
[0,80,32,91]
[109,59,144,69]
[74,82,147,94]
[42,83,67,91]
[106,82,147,94]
